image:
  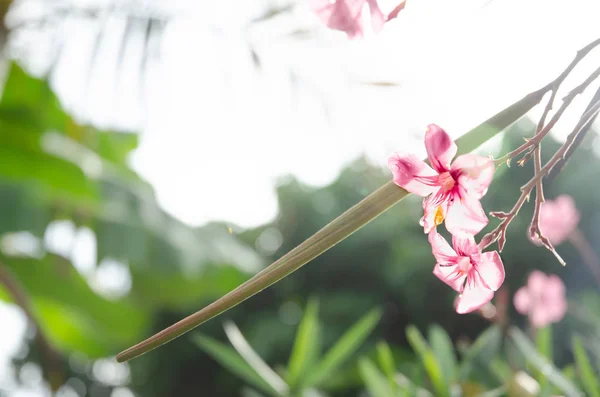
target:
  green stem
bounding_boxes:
[116,87,546,363]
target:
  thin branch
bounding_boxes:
[0,262,63,391]
[482,99,600,258]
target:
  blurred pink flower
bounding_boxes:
[429,230,505,314]
[388,124,495,235]
[534,195,580,246]
[513,270,567,328]
[309,0,386,39]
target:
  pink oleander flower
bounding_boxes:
[534,195,580,246]
[429,230,505,314]
[513,270,567,328]
[388,124,495,236]
[309,0,386,39]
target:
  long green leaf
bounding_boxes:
[192,334,278,397]
[116,87,546,362]
[535,326,552,394]
[304,308,382,387]
[509,327,583,397]
[458,325,502,381]
[406,326,449,397]
[223,321,289,395]
[358,358,394,397]
[376,341,399,394]
[572,335,600,397]
[287,298,321,389]
[429,325,457,384]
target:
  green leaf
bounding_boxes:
[223,321,289,395]
[358,358,394,397]
[192,334,279,397]
[406,325,449,397]
[116,85,543,362]
[304,308,382,387]
[572,335,600,397]
[287,298,321,389]
[458,325,502,381]
[535,326,552,393]
[376,341,397,391]
[508,327,583,397]
[428,325,457,383]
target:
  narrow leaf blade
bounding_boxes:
[358,358,393,397]
[287,298,320,388]
[572,335,600,397]
[429,325,457,383]
[305,308,382,387]
[116,86,544,363]
[406,325,449,397]
[192,334,278,397]
[509,327,583,397]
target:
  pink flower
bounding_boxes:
[513,270,567,328]
[535,195,580,246]
[429,230,505,314]
[388,124,495,235]
[309,0,386,39]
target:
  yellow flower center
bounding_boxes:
[434,206,445,226]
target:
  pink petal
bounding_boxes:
[428,229,458,265]
[445,194,488,236]
[309,0,366,38]
[366,0,385,32]
[388,153,439,197]
[452,154,495,200]
[387,0,407,21]
[539,195,580,246]
[451,234,479,257]
[425,124,457,173]
[421,191,449,233]
[455,273,494,314]
[545,274,566,300]
[527,270,547,301]
[544,275,567,322]
[475,251,505,291]
[513,287,532,315]
[433,263,465,292]
[530,306,552,328]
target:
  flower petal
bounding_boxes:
[452,154,495,199]
[455,275,494,314]
[527,270,547,301]
[425,124,457,173]
[451,234,479,257]
[366,0,385,32]
[421,191,449,233]
[309,0,366,38]
[433,264,465,292]
[530,306,552,328]
[388,153,439,196]
[539,195,580,246]
[475,251,505,291]
[513,287,532,315]
[545,275,567,323]
[428,229,458,265]
[445,194,488,236]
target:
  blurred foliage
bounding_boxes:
[0,62,262,395]
[2,58,600,397]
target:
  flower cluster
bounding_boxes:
[309,0,407,39]
[388,124,504,313]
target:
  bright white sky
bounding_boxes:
[2,0,600,395]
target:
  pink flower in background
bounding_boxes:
[535,195,580,246]
[388,124,495,235]
[309,0,385,39]
[513,270,567,328]
[429,230,505,314]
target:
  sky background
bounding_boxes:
[2,0,600,395]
